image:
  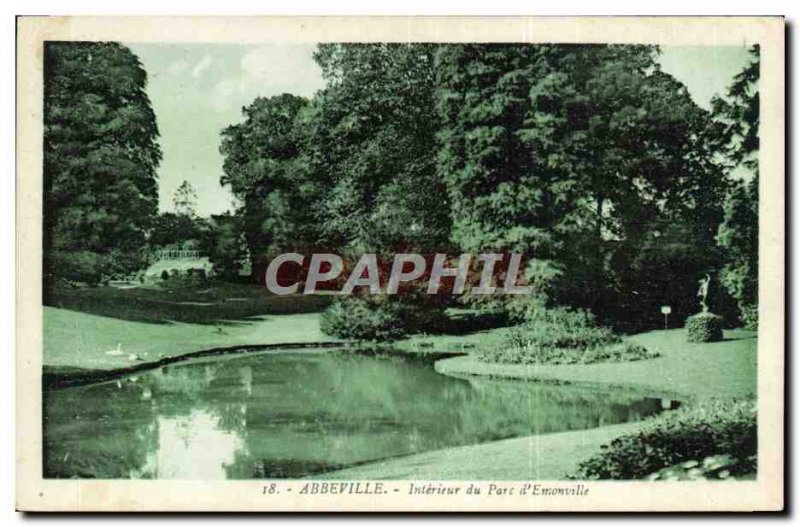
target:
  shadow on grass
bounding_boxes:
[44,282,331,325]
[425,309,514,336]
[721,336,757,342]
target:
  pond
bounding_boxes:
[43,350,671,479]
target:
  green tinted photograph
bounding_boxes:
[41,36,760,485]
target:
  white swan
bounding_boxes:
[104,343,124,356]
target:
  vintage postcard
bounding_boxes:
[16,16,784,512]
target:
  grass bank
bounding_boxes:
[42,285,473,374]
[43,307,333,372]
[320,421,647,480]
[43,282,334,373]
[435,328,757,402]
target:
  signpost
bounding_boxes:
[661,305,672,330]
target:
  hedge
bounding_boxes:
[686,312,724,342]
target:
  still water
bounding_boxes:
[44,351,667,479]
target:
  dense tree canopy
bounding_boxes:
[220,94,316,274]
[435,44,727,325]
[44,42,162,286]
[309,43,451,255]
[714,46,760,327]
[435,44,553,255]
[215,43,752,330]
[712,46,760,176]
[42,41,755,331]
[148,212,200,249]
[199,212,248,279]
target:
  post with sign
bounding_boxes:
[661,305,672,330]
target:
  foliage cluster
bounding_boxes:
[712,45,760,327]
[158,267,209,288]
[478,307,658,365]
[685,312,725,343]
[572,399,757,480]
[213,43,760,332]
[320,295,449,341]
[43,42,161,287]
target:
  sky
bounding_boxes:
[127,43,325,216]
[127,43,753,217]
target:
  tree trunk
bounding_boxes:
[596,194,604,244]
[593,193,605,313]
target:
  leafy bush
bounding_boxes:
[478,307,660,365]
[320,296,447,341]
[686,312,724,342]
[525,305,599,329]
[184,268,208,286]
[517,323,618,352]
[740,305,758,330]
[49,250,104,284]
[321,297,406,341]
[572,399,757,480]
[483,294,549,324]
[718,177,758,330]
[646,454,755,481]
[581,343,659,363]
[45,249,150,286]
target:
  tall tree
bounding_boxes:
[435,45,554,254]
[198,212,248,279]
[148,212,201,249]
[219,93,314,276]
[435,44,569,301]
[527,46,726,317]
[43,42,162,287]
[310,43,450,255]
[172,180,198,218]
[712,45,760,176]
[713,45,760,327]
[436,44,727,325]
[305,44,453,325]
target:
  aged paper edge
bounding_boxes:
[15,16,785,512]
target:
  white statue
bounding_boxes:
[697,273,711,313]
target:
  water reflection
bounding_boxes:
[140,408,246,479]
[44,351,669,479]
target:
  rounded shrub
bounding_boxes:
[320,296,447,341]
[686,312,724,342]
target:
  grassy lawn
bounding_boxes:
[42,299,501,372]
[320,421,645,480]
[435,328,757,401]
[43,282,334,372]
[43,308,333,372]
[44,286,757,402]
[395,328,510,354]
[392,309,515,353]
